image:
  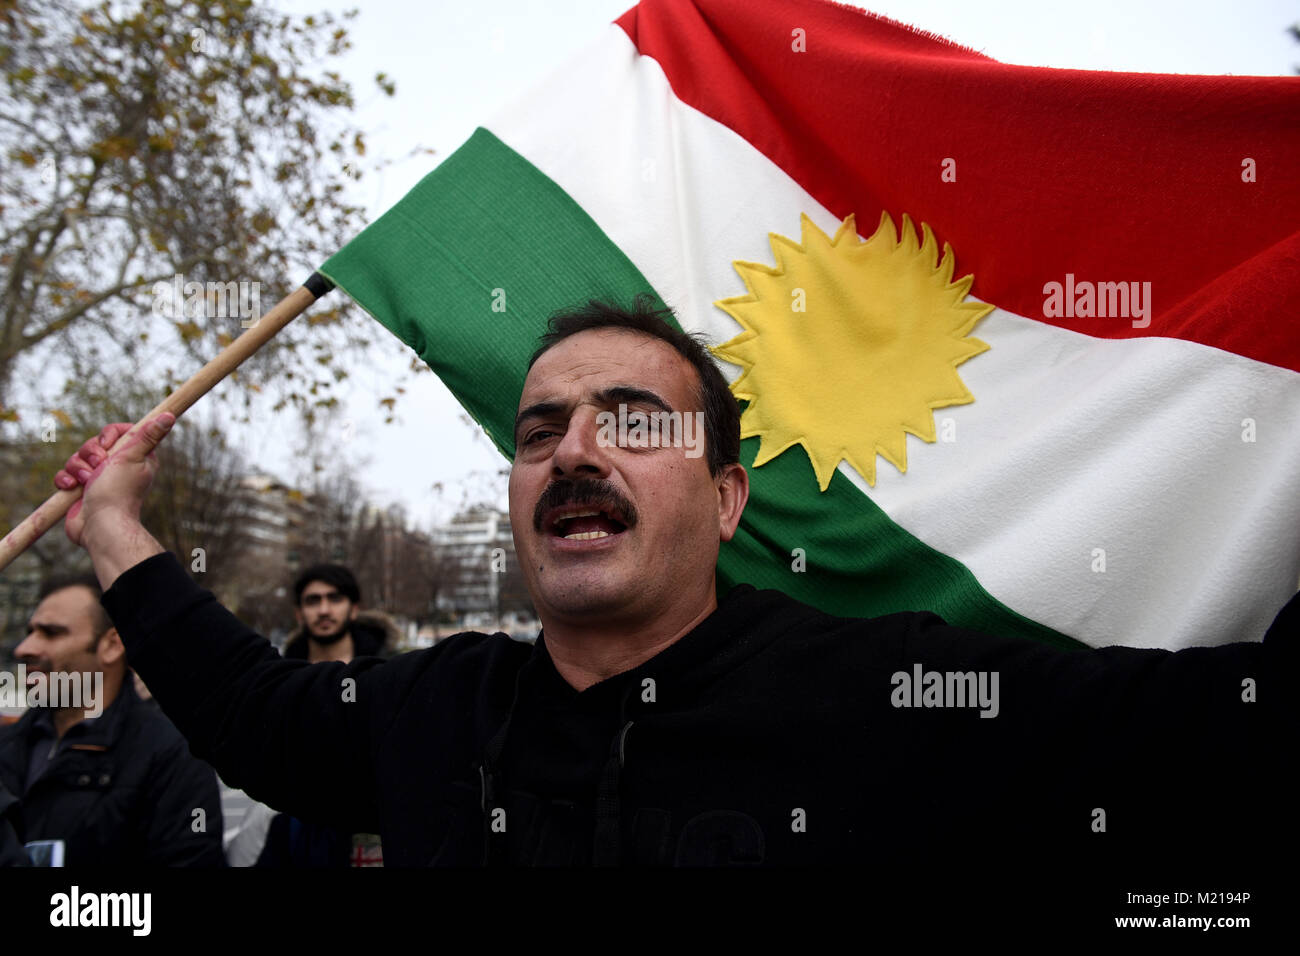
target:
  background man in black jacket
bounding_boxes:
[251,562,385,866]
[0,574,224,866]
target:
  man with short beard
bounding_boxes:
[283,564,387,663]
[232,564,388,866]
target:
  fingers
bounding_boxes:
[58,438,105,490]
[88,414,174,466]
[79,424,131,468]
[56,450,94,489]
[106,414,176,459]
[65,498,83,546]
[135,413,176,459]
[54,417,174,492]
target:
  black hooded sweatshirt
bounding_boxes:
[282,615,392,661]
[103,551,1296,868]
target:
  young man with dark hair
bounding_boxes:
[286,563,366,663]
[238,562,389,867]
[50,298,1295,871]
[0,573,223,866]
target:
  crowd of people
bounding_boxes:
[1,562,392,867]
[0,299,1292,871]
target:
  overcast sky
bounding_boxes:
[231,0,1300,528]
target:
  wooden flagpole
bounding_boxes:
[0,274,334,574]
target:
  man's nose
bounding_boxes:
[550,408,612,478]
[13,635,39,662]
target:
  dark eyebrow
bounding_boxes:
[514,401,569,444]
[26,621,68,637]
[513,386,675,443]
[597,386,674,414]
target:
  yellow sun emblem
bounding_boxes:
[711,212,993,491]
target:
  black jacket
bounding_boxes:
[104,551,1296,867]
[260,614,395,867]
[0,679,225,866]
[0,781,28,867]
[281,612,396,661]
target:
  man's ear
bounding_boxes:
[292,606,304,626]
[717,463,750,543]
[96,628,125,667]
[348,603,359,622]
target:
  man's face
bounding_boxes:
[16,587,118,704]
[294,580,358,645]
[509,328,747,628]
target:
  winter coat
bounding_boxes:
[0,780,28,866]
[0,680,224,866]
[281,610,400,661]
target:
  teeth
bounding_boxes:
[563,530,611,540]
[553,508,601,530]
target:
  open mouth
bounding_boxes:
[547,507,629,541]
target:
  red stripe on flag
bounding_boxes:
[617,0,1300,373]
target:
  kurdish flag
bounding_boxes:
[319,0,1300,651]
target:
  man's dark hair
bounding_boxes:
[37,572,112,644]
[526,295,742,477]
[293,564,361,606]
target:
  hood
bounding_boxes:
[282,610,401,660]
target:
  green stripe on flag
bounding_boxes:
[320,128,1082,650]
[725,427,1083,649]
[319,127,665,459]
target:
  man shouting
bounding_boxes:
[53,298,1295,868]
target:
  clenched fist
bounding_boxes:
[54,414,176,548]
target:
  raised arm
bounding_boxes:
[55,417,398,831]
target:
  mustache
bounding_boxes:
[533,478,638,532]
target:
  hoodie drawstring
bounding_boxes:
[592,683,638,866]
[478,667,525,867]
